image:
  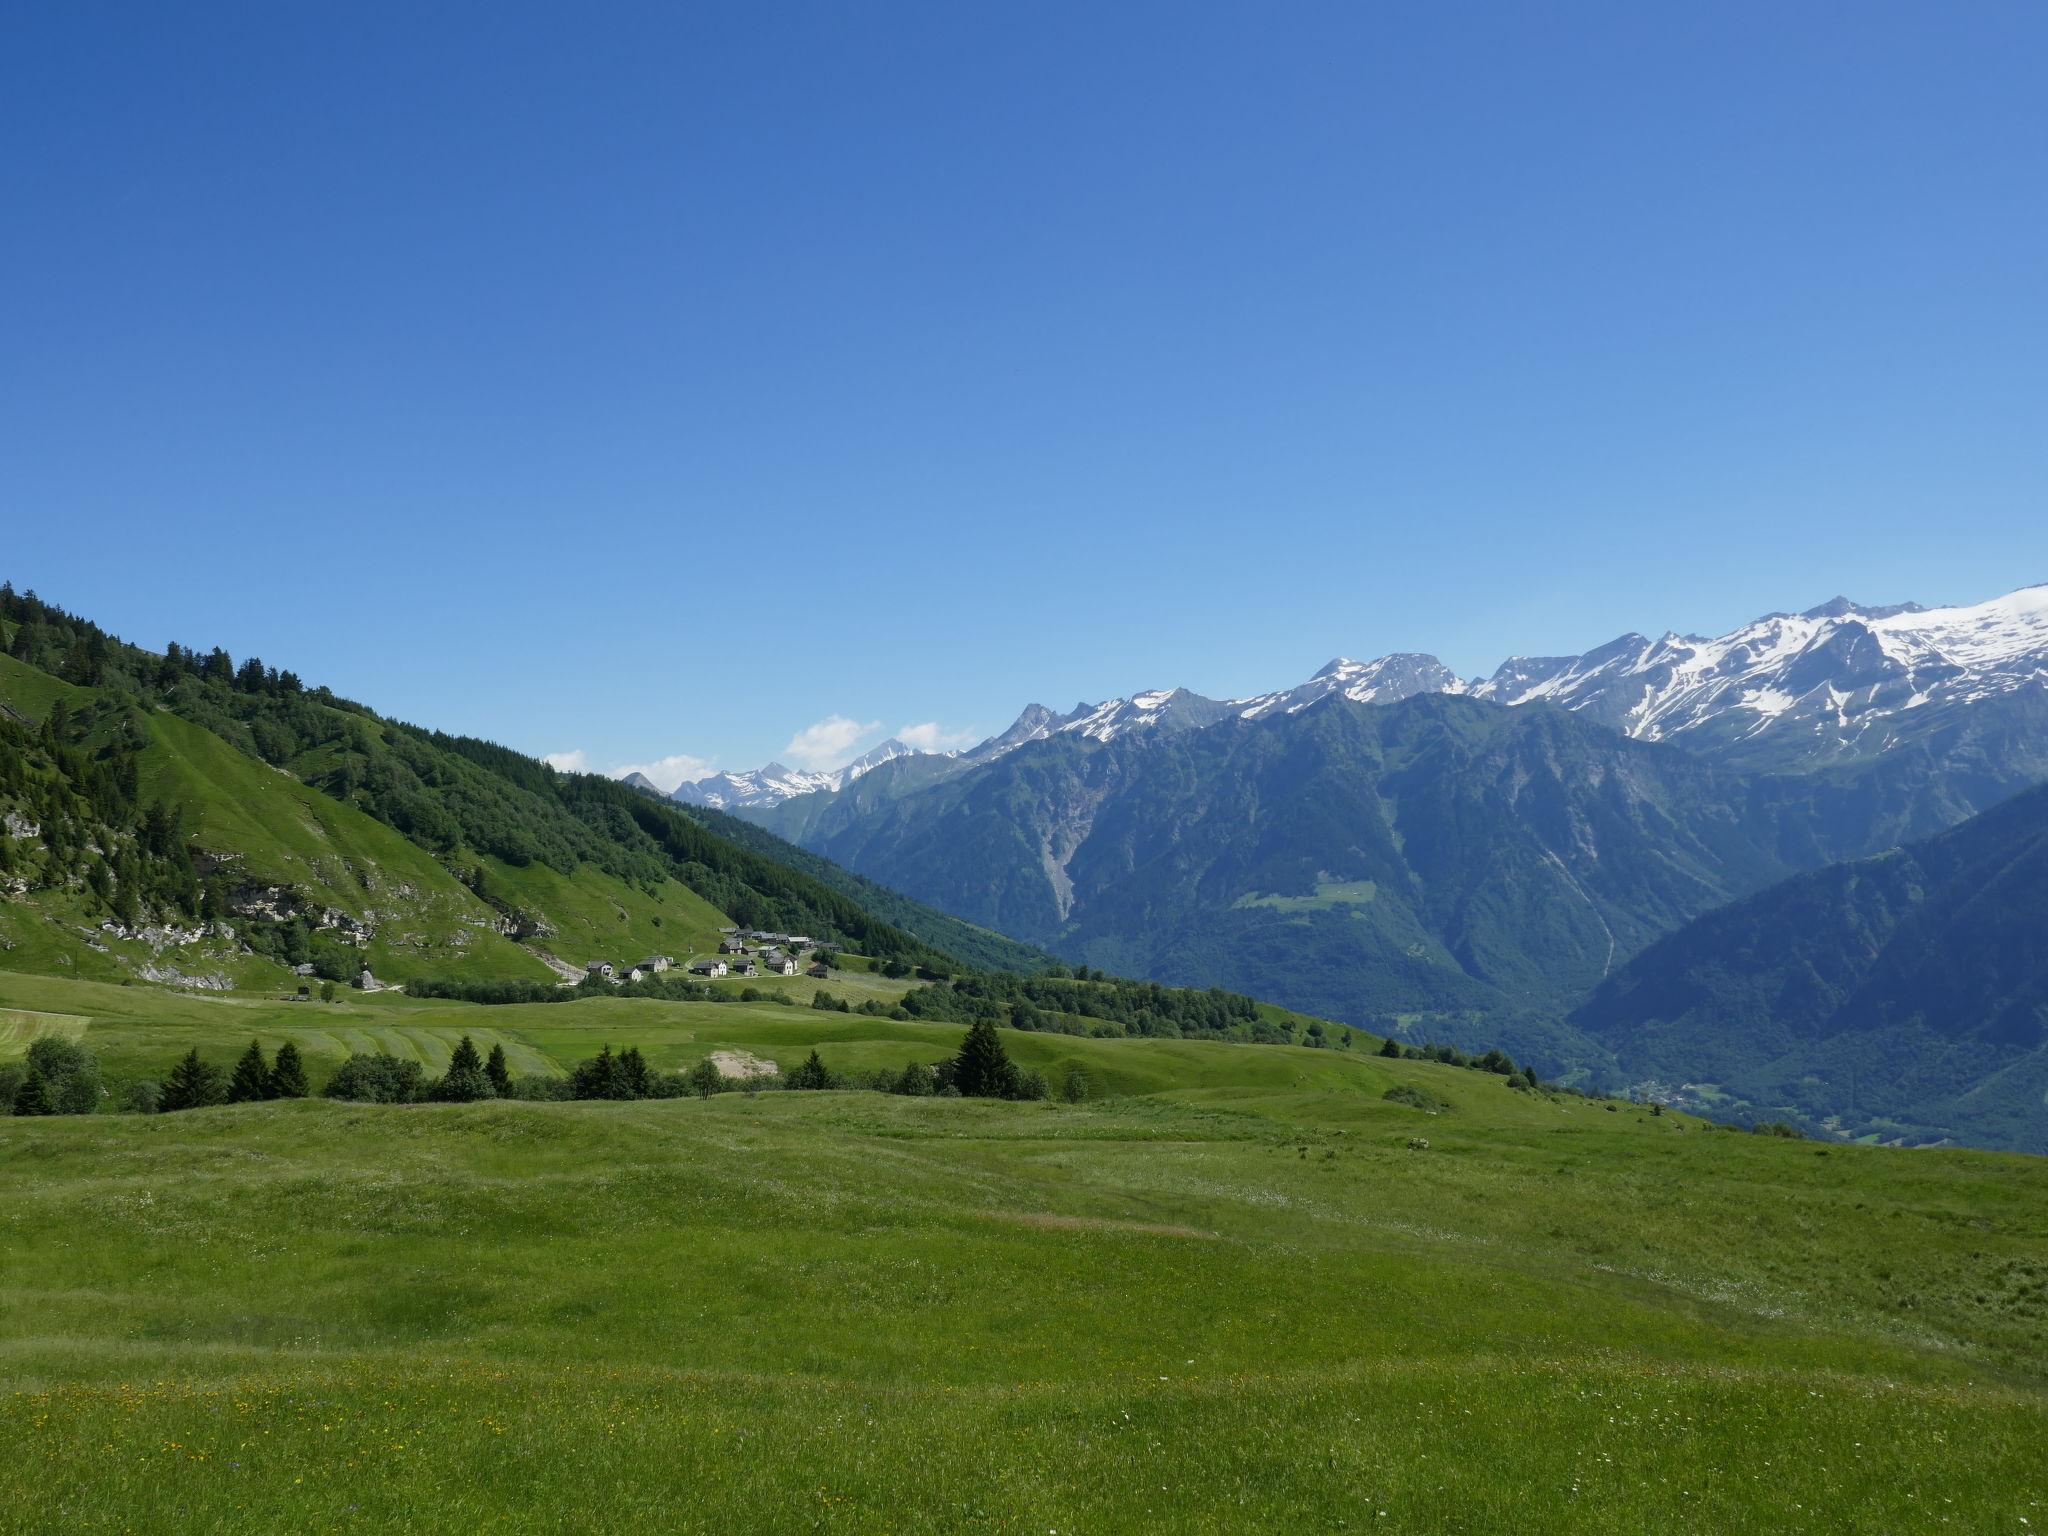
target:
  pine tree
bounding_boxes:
[618,1047,653,1099]
[788,1049,831,1090]
[431,1035,494,1102]
[11,1064,54,1116]
[227,1040,272,1103]
[484,1043,512,1096]
[160,1049,226,1112]
[268,1041,309,1099]
[949,1018,1018,1099]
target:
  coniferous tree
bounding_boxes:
[11,1064,54,1116]
[431,1034,494,1102]
[268,1041,309,1099]
[618,1046,653,1098]
[788,1049,832,1090]
[1378,1036,1402,1059]
[227,1040,273,1103]
[484,1043,512,1096]
[948,1018,1018,1099]
[159,1049,227,1112]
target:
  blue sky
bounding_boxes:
[5,2,2045,788]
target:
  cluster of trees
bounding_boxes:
[1377,1034,1547,1091]
[0,698,206,925]
[0,1037,104,1115]
[896,968,1271,1042]
[149,1040,311,1111]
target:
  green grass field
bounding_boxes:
[0,975,2044,1532]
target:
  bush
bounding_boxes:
[17,1038,105,1114]
[892,1061,937,1097]
[1013,1068,1049,1102]
[1061,1064,1090,1104]
[121,1079,162,1114]
[1383,1083,1449,1114]
[322,1053,425,1104]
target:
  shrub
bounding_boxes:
[322,1053,424,1104]
[11,1065,55,1116]
[1061,1064,1090,1104]
[1383,1083,1449,1114]
[892,1061,937,1097]
[24,1037,102,1115]
[688,1058,724,1099]
[121,1079,161,1114]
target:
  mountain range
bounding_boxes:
[698,584,2048,1147]
[670,584,2048,808]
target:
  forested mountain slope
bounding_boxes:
[1572,782,2048,1151]
[0,586,975,989]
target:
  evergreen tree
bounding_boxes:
[227,1040,273,1103]
[788,1049,832,1090]
[484,1042,512,1096]
[949,1018,1018,1098]
[160,1049,227,1112]
[11,1064,54,1116]
[268,1041,309,1099]
[618,1046,653,1098]
[431,1034,495,1102]
[1378,1036,1402,1059]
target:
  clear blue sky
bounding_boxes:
[6,2,2045,787]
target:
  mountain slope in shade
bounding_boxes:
[1571,782,2048,1151]
[761,693,1810,1026]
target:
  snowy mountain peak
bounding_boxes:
[660,583,2048,811]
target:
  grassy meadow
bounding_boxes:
[1,971,2045,1532]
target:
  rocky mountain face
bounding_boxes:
[1571,781,2048,1151]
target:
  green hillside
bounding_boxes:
[1572,781,2048,1151]
[0,588,1010,994]
[0,969,2044,1532]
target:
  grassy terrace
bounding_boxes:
[1,973,2045,1532]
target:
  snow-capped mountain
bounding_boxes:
[670,738,918,811]
[1468,584,2048,761]
[1235,653,1469,720]
[663,583,2048,809]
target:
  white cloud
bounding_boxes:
[611,753,718,794]
[896,721,982,754]
[542,749,590,774]
[782,714,882,772]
